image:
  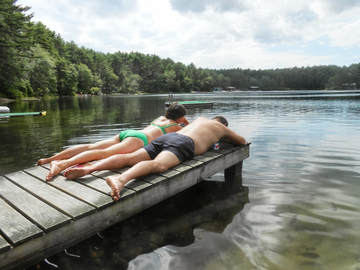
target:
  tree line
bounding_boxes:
[1,0,359,99]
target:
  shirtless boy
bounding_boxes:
[64,116,246,201]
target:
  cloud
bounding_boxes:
[18,0,360,69]
[169,0,249,13]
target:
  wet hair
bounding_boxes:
[165,102,187,120]
[212,116,228,127]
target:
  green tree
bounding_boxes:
[0,0,33,97]
[26,45,57,96]
[76,63,93,93]
[56,60,78,95]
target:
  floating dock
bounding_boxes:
[165,101,213,108]
[0,143,250,270]
[0,111,46,117]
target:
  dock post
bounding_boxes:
[224,161,243,194]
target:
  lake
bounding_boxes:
[1,91,360,269]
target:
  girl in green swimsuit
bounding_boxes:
[42,103,190,181]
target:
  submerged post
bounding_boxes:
[224,161,243,194]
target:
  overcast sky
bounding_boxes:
[18,0,360,70]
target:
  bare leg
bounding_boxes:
[37,144,91,166]
[106,151,180,201]
[45,138,144,180]
[64,149,150,180]
[37,135,120,166]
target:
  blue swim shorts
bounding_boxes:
[143,133,195,162]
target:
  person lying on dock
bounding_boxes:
[42,103,190,181]
[63,116,246,201]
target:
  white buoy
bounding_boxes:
[0,106,10,113]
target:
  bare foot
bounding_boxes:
[37,159,48,166]
[64,167,89,180]
[46,161,64,181]
[106,176,125,201]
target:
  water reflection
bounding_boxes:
[2,92,360,269]
[27,181,250,270]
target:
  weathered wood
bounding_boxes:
[5,171,96,220]
[224,161,243,194]
[0,177,71,232]
[73,173,136,200]
[0,143,250,270]
[0,234,10,253]
[25,166,114,209]
[0,197,43,246]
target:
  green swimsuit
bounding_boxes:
[119,130,148,146]
[150,117,178,134]
[119,118,178,146]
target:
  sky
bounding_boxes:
[18,0,360,70]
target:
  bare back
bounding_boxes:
[177,117,246,155]
[141,116,185,143]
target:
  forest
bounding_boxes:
[1,0,359,99]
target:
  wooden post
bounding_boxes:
[224,161,243,194]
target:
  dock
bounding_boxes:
[165,101,213,108]
[0,111,46,117]
[0,142,250,270]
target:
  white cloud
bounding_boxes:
[19,0,360,69]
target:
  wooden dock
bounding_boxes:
[165,101,214,108]
[0,142,250,270]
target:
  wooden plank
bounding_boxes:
[0,200,143,270]
[0,177,70,232]
[0,197,43,246]
[140,174,168,186]
[5,171,96,220]
[182,158,205,168]
[171,163,194,173]
[94,170,152,194]
[25,166,114,209]
[73,173,136,200]
[0,234,10,253]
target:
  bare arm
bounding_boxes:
[180,117,190,126]
[220,128,246,146]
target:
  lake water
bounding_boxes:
[1,91,360,269]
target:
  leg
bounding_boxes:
[63,149,150,180]
[38,135,120,166]
[46,137,144,180]
[106,151,180,201]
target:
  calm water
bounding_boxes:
[1,91,360,269]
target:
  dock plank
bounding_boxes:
[25,166,114,209]
[0,197,43,246]
[0,234,10,253]
[0,177,70,232]
[106,169,153,193]
[73,173,135,200]
[5,171,96,220]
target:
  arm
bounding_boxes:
[180,117,190,126]
[220,128,246,146]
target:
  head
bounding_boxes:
[212,116,228,127]
[165,102,187,120]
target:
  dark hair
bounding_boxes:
[213,116,228,127]
[165,103,187,120]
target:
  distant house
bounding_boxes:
[342,83,357,90]
[213,87,223,92]
[225,86,237,91]
[249,86,260,91]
